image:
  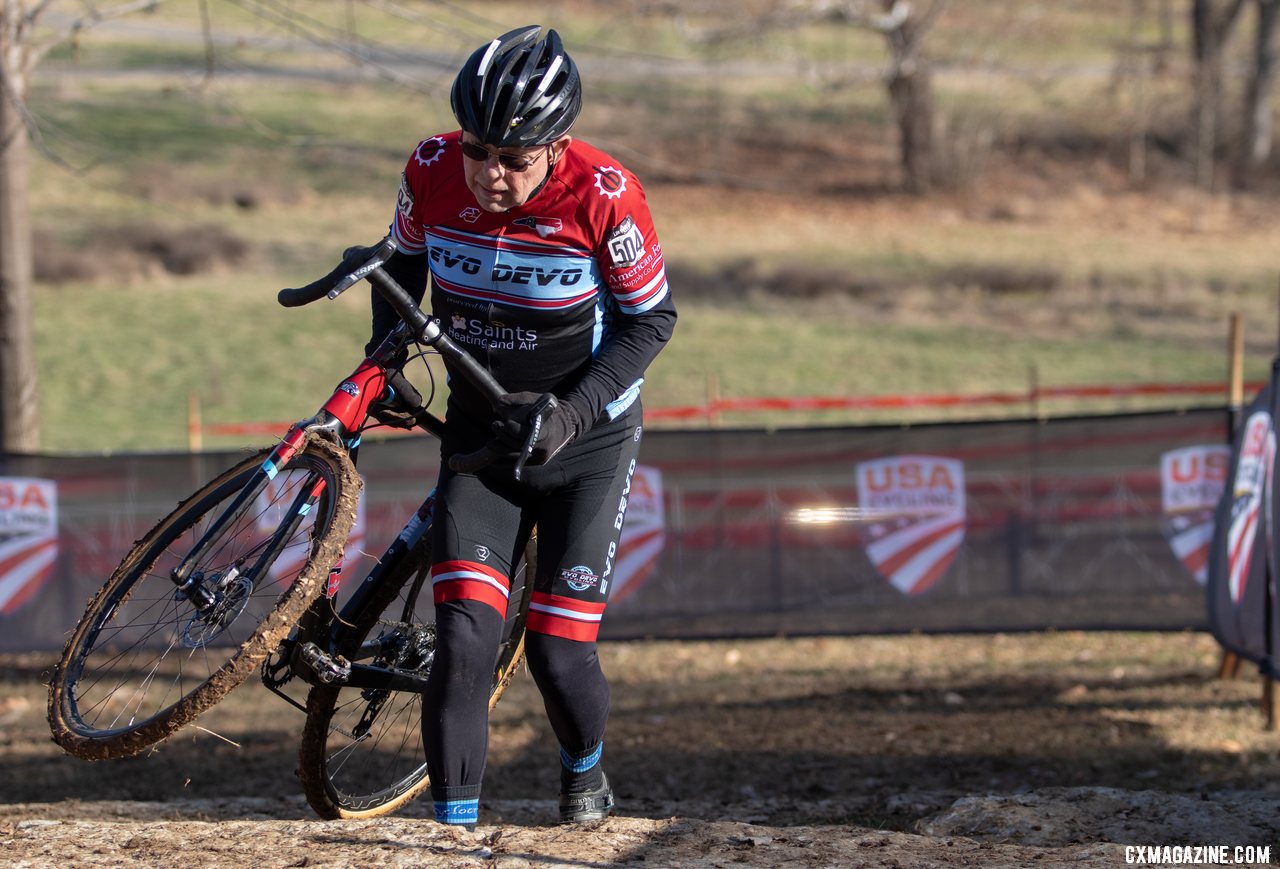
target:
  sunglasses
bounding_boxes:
[459,141,547,172]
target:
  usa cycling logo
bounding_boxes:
[855,455,966,596]
[560,565,600,592]
[1160,444,1229,585]
[0,478,58,616]
[414,137,447,167]
[593,166,627,199]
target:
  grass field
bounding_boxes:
[25,0,1280,452]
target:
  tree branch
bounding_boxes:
[817,0,912,32]
[692,0,924,46]
[226,0,446,89]
[0,51,88,171]
[28,0,169,70]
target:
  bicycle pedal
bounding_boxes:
[298,641,352,684]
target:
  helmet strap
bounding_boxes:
[516,144,558,207]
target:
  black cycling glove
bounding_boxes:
[490,392,581,466]
[449,392,582,476]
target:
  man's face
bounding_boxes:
[461,135,570,213]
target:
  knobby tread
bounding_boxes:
[297,536,535,820]
[47,435,361,761]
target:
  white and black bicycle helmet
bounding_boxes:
[450,25,582,148]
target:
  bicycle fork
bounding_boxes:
[170,355,391,621]
[168,427,330,638]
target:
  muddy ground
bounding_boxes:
[3,631,1279,867]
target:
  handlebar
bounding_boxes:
[279,237,543,480]
[279,237,508,408]
[277,238,398,308]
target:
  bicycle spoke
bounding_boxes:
[301,536,531,818]
[51,442,357,757]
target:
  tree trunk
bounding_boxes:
[1193,0,1224,189]
[1195,34,1221,189]
[884,11,934,194]
[1191,0,1248,190]
[0,32,41,453]
[888,64,934,194]
[1240,0,1279,173]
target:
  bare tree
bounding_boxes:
[1191,0,1248,189]
[2,1,459,453]
[694,0,948,194]
[1,0,164,453]
[876,1,944,193]
[1238,0,1280,177]
[815,0,947,192]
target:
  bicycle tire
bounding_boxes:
[48,435,360,761]
[297,532,536,819]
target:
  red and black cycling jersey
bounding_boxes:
[388,130,676,429]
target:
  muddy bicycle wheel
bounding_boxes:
[48,436,360,761]
[298,533,536,819]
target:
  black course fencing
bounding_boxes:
[0,408,1228,652]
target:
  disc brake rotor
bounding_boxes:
[181,576,254,649]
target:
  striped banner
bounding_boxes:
[611,465,665,604]
[1224,412,1275,605]
[0,478,59,616]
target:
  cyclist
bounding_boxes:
[364,25,676,827]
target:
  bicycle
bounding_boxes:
[48,237,539,819]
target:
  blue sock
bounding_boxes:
[560,743,605,794]
[434,798,479,826]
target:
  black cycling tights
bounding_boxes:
[422,598,610,807]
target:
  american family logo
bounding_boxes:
[1124,844,1270,865]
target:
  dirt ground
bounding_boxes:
[3,631,1279,867]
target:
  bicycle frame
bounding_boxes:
[291,492,439,696]
[169,318,444,632]
[255,239,523,706]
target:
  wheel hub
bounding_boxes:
[180,576,254,648]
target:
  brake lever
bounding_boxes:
[512,407,545,482]
[329,239,396,300]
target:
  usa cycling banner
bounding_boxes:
[1160,445,1230,585]
[0,477,59,616]
[855,455,965,596]
[612,465,665,604]
[0,408,1250,650]
[1206,380,1278,676]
